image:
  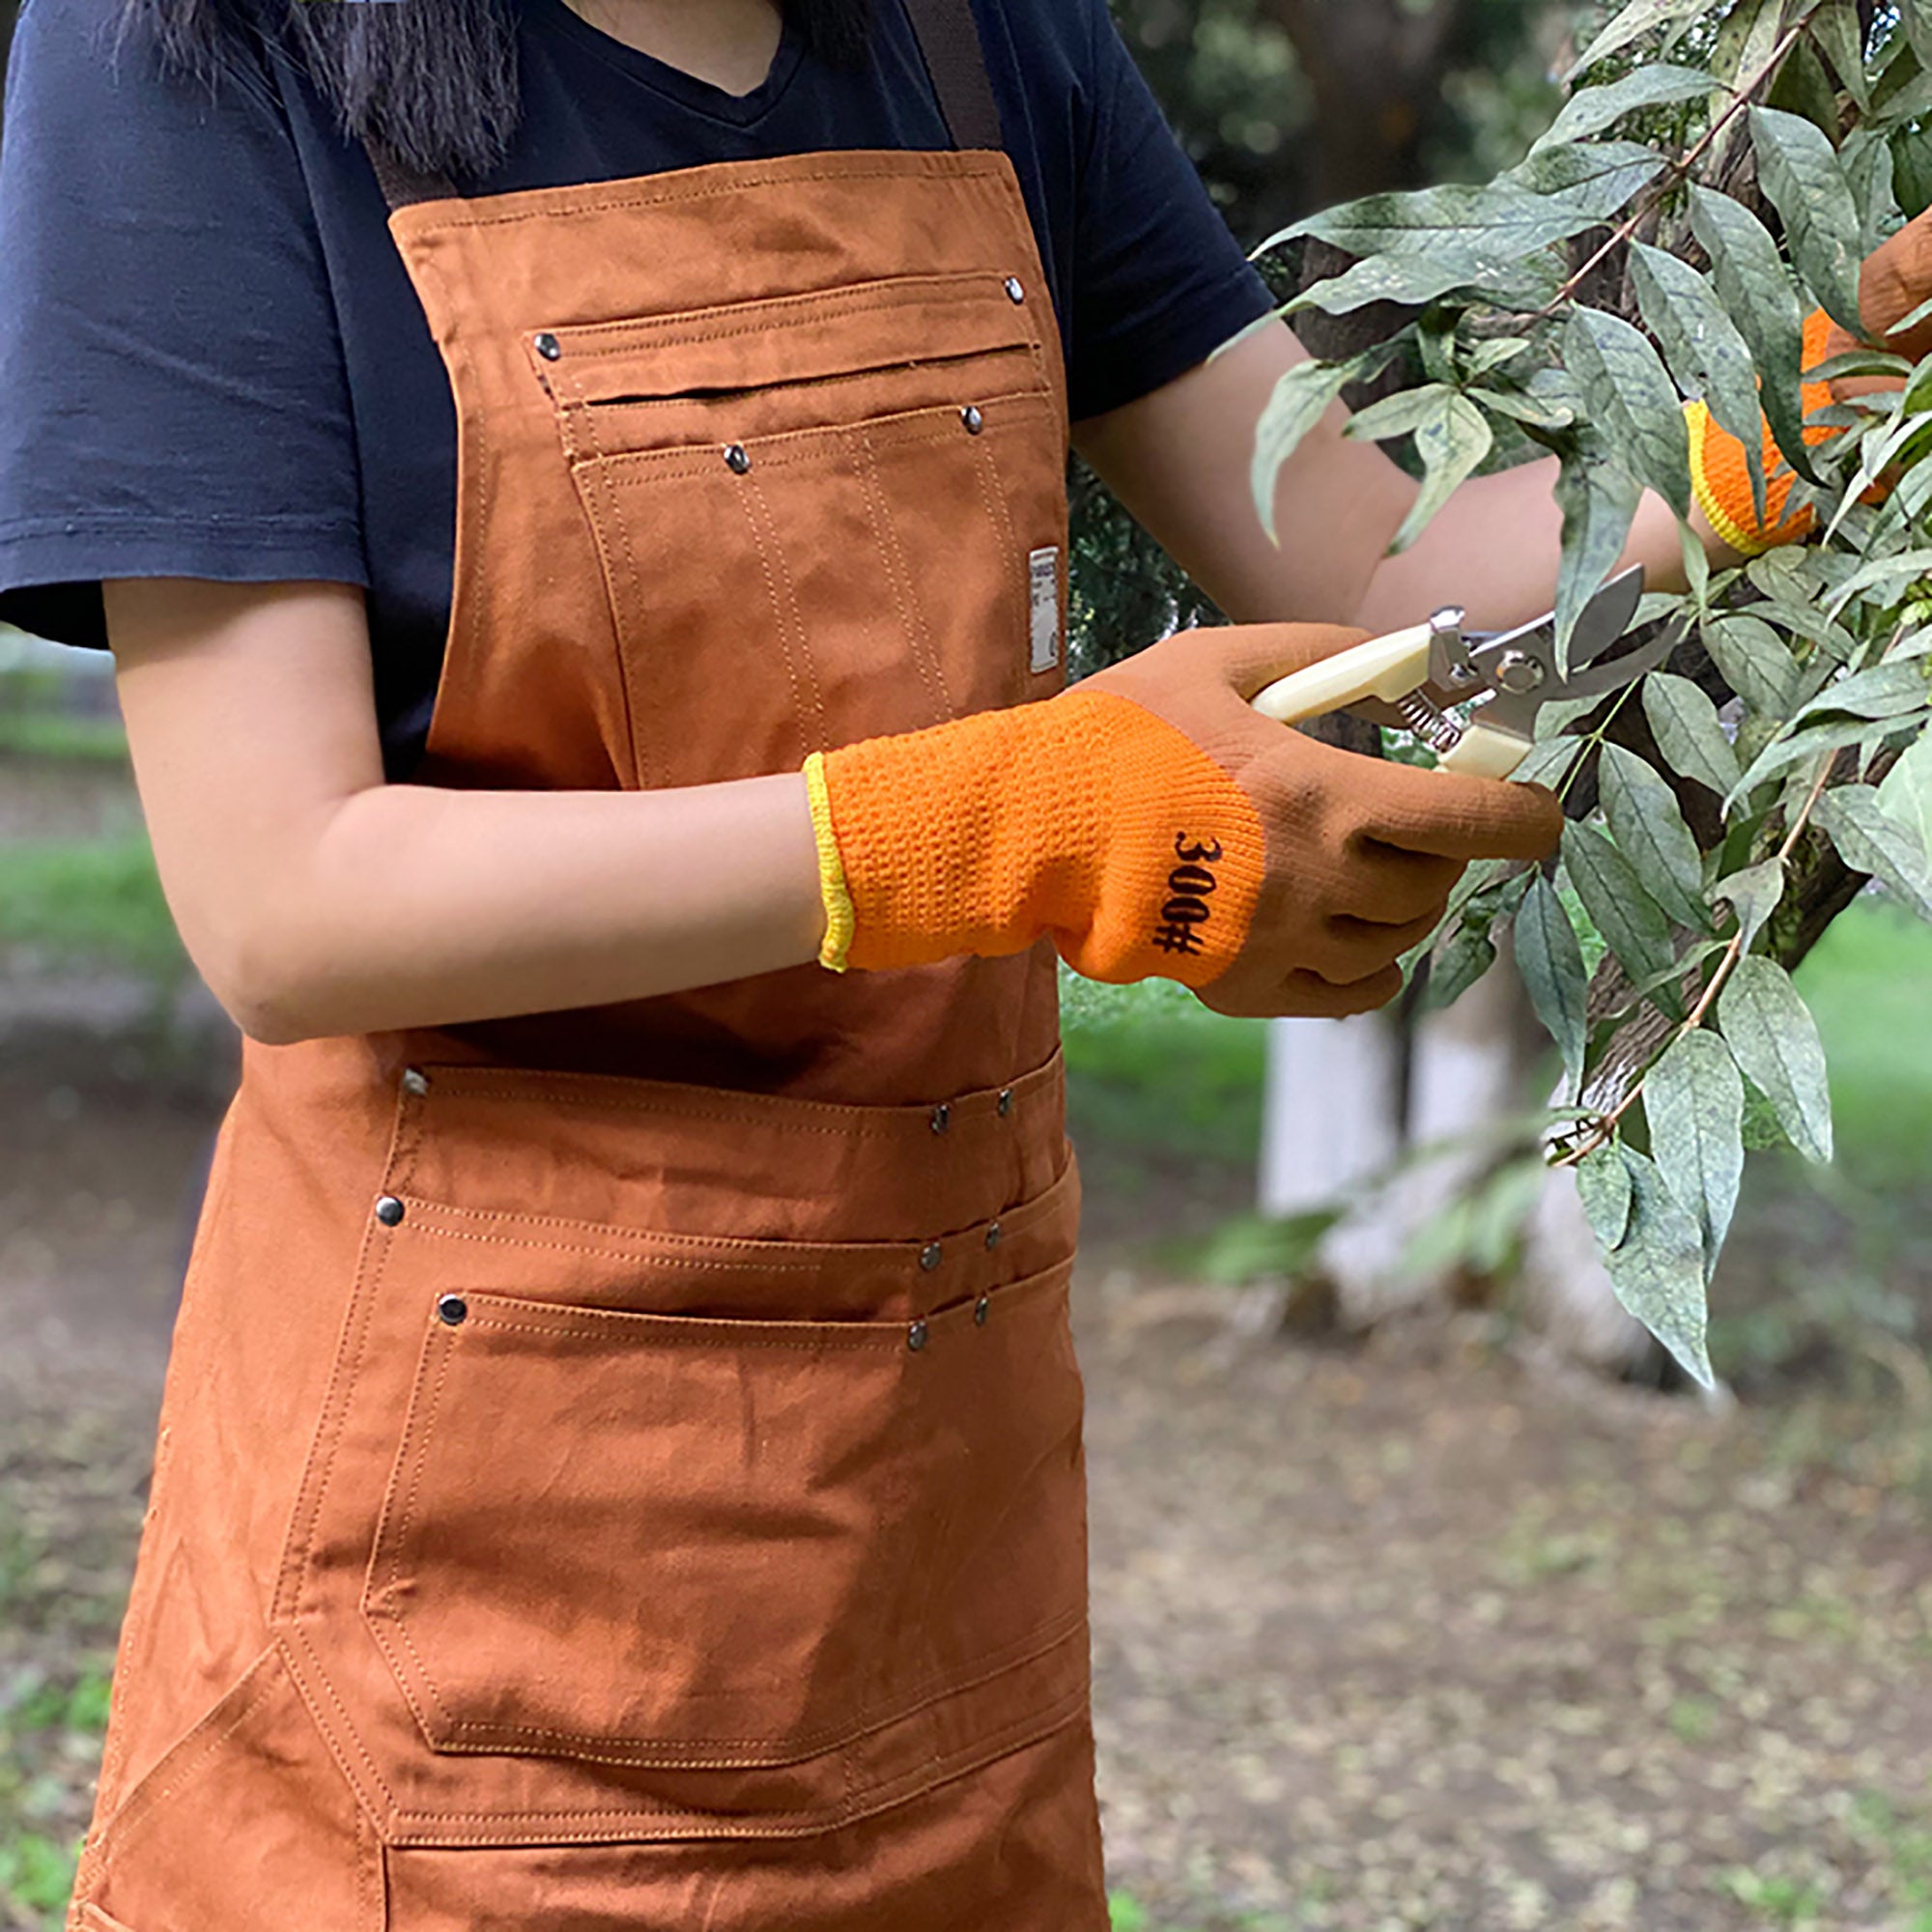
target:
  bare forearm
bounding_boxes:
[102,579,829,1043]
[234,774,825,1043]
[1076,319,1745,644]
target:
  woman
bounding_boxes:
[2,0,1925,1924]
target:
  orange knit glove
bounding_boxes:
[804,625,1565,1020]
[1690,205,1932,554]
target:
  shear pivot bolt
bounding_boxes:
[534,332,561,361]
[1493,650,1546,696]
[375,1195,406,1227]
[437,1294,469,1327]
[724,444,752,474]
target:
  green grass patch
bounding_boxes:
[0,835,184,975]
[0,714,129,763]
[1796,899,1932,1195]
[1060,972,1267,1171]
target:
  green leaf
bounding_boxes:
[1505,140,1675,219]
[1789,653,1932,728]
[1563,820,1678,990]
[1533,64,1715,154]
[1703,613,1801,715]
[1425,917,1499,1010]
[1643,671,1743,796]
[1569,0,1719,79]
[1468,384,1577,430]
[1554,456,1644,676]
[1877,725,1932,854]
[1823,549,1932,619]
[1751,106,1868,335]
[1812,783,1932,920]
[1345,383,1460,443]
[1604,1149,1717,1390]
[1690,185,1820,486]
[1599,744,1713,929]
[1577,1142,1635,1247]
[1390,392,1494,554]
[1714,857,1786,951]
[1565,307,1694,517]
[1718,954,1834,1163]
[1645,1028,1746,1272]
[1727,714,1914,806]
[1811,0,1872,111]
[1517,874,1591,1086]
[1252,358,1354,544]
[1630,242,1769,523]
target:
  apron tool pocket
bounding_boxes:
[359,1260,1085,1771]
[530,270,1068,789]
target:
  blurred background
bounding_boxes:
[4,3,1932,1928]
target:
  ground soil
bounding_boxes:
[4,761,1931,1932]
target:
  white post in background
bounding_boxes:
[1257,1011,1404,1220]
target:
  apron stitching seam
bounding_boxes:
[397,156,1007,236]
[93,1648,281,1871]
[548,276,1017,360]
[568,431,656,791]
[278,1627,405,1819]
[966,430,1032,666]
[737,476,829,753]
[851,428,954,724]
[371,1614,1090,1765]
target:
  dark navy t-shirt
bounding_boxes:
[0,0,1273,781]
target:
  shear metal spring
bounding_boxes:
[1396,692,1464,756]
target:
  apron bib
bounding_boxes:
[67,5,1105,1926]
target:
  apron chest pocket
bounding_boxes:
[359,1265,1086,1770]
[531,270,1069,790]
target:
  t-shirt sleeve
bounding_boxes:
[0,0,366,652]
[1062,0,1275,422]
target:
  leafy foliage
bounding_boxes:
[1251,0,1932,1387]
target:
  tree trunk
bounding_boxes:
[1259,0,1474,205]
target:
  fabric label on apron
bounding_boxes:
[1029,547,1062,674]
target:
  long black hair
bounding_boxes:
[113,0,873,183]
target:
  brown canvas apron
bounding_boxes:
[67,5,1106,1925]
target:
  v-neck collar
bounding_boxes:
[528,0,808,128]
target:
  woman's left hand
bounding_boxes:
[1828,204,1932,404]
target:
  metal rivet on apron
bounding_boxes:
[975,1295,990,1326]
[533,332,562,361]
[1004,276,1025,304]
[931,1103,952,1134]
[908,1320,929,1352]
[997,1088,1014,1118]
[920,1241,943,1272]
[724,443,753,474]
[401,1066,430,1096]
[984,1221,1003,1251]
[961,405,984,435]
[437,1293,469,1327]
[375,1195,406,1227]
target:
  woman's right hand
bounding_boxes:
[808,621,1565,1019]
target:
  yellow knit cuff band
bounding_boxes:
[803,752,856,974]
[1686,400,1777,557]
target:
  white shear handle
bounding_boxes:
[1248,622,1532,781]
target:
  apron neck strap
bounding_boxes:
[361,0,1002,214]
[900,0,1002,153]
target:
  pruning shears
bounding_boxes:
[1249,567,1680,779]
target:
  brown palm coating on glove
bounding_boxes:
[1828,204,1932,399]
[1081,625,1565,1017]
